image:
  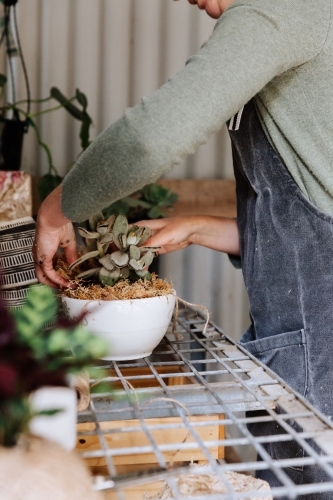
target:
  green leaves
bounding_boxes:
[37,173,63,202]
[102,183,178,223]
[11,283,108,365]
[50,86,92,150]
[0,73,7,88]
[13,285,56,343]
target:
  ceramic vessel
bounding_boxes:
[62,293,176,361]
[29,386,77,451]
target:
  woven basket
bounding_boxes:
[0,434,102,500]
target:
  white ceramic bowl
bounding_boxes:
[62,293,176,361]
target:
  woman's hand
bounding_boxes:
[33,184,78,288]
[136,215,240,256]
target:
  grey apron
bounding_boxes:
[229,99,333,498]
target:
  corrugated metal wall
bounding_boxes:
[12,0,249,339]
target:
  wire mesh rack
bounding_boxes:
[76,304,333,499]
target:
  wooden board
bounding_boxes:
[31,177,236,218]
[102,365,195,390]
[77,415,224,468]
[159,179,236,218]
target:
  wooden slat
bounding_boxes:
[159,179,236,218]
[77,415,224,467]
[31,177,236,218]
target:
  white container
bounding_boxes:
[29,386,77,451]
[62,293,176,361]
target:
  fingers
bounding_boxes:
[34,262,70,289]
[33,221,77,288]
[136,219,168,229]
[63,240,78,265]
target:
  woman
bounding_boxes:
[34,0,333,495]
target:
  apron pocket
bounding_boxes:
[240,328,308,397]
[241,329,308,472]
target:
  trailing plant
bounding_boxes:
[69,213,160,287]
[0,283,107,446]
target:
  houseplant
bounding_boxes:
[60,212,176,361]
[0,282,106,498]
[0,283,108,447]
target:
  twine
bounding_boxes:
[172,296,210,338]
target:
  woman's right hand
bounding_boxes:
[136,216,198,254]
[136,215,240,256]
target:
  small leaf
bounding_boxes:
[13,285,56,342]
[141,250,154,268]
[100,233,113,244]
[88,212,104,231]
[139,246,160,255]
[127,232,138,246]
[129,245,140,261]
[68,250,100,270]
[120,267,130,279]
[36,409,63,417]
[118,233,127,249]
[129,259,145,271]
[136,270,152,280]
[75,88,88,110]
[47,329,70,353]
[105,214,116,231]
[99,267,120,286]
[77,268,101,279]
[99,255,116,272]
[77,227,99,239]
[112,214,128,248]
[96,220,108,235]
[137,227,152,245]
[80,113,92,150]
[50,87,84,121]
[147,206,164,219]
[110,251,129,268]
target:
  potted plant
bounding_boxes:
[1,283,107,447]
[0,283,106,498]
[60,212,176,361]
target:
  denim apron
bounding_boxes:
[228,99,333,498]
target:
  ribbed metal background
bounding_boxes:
[11,0,249,339]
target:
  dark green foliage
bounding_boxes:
[103,184,178,223]
[37,173,63,202]
[0,73,7,88]
[0,284,108,446]
[50,86,92,151]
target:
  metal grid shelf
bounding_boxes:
[77,305,333,499]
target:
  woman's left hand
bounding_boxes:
[33,185,78,288]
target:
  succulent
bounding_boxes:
[69,213,160,287]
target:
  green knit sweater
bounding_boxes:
[62,0,333,222]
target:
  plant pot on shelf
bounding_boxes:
[62,293,176,361]
[29,386,77,451]
[60,212,176,361]
[0,118,27,171]
[0,435,102,500]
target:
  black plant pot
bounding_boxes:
[0,118,27,171]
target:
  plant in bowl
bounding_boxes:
[0,283,105,499]
[60,213,176,361]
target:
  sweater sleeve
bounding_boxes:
[61,0,327,222]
